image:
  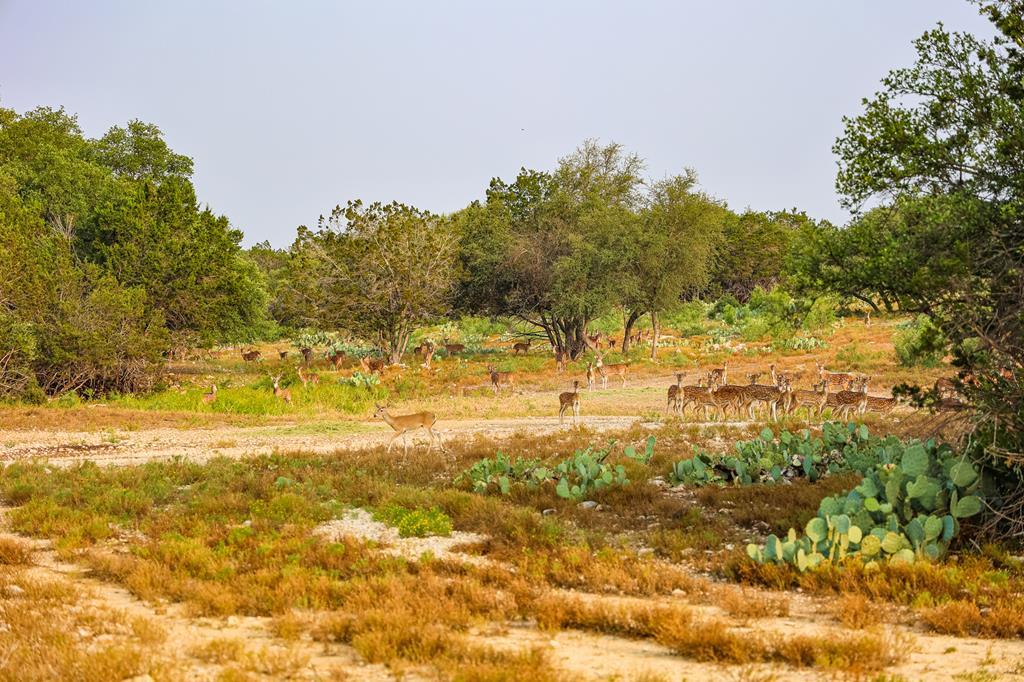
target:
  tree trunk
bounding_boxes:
[621,309,641,353]
[650,310,659,360]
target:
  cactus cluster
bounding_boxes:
[458,439,644,500]
[670,422,880,487]
[747,438,986,570]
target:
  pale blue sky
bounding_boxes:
[0,1,995,246]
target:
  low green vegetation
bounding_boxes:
[372,504,453,538]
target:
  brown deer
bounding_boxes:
[443,339,466,355]
[709,384,748,421]
[825,381,868,420]
[608,338,617,350]
[328,350,346,370]
[360,356,386,373]
[486,364,515,394]
[241,349,262,363]
[297,366,320,387]
[678,380,713,418]
[421,345,435,369]
[705,363,728,390]
[586,362,596,391]
[738,381,787,421]
[746,372,763,385]
[865,394,899,415]
[413,340,434,357]
[278,350,289,360]
[595,353,628,389]
[300,347,314,365]
[666,373,684,414]
[201,384,217,404]
[512,339,532,355]
[787,380,828,421]
[554,349,567,373]
[816,362,858,391]
[558,380,581,425]
[272,375,292,404]
[373,404,446,457]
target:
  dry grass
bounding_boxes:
[831,593,885,629]
[714,585,790,622]
[0,536,33,565]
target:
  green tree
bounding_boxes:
[620,171,725,356]
[291,200,458,363]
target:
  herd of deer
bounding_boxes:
[665,361,900,423]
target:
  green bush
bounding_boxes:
[894,315,947,367]
[373,505,452,538]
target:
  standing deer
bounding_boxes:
[816,362,858,391]
[486,364,515,394]
[825,380,868,420]
[586,362,596,391]
[272,375,292,404]
[278,350,289,360]
[595,353,628,389]
[202,384,217,404]
[554,349,567,373]
[666,373,684,414]
[297,366,320,387]
[328,350,347,370]
[443,339,466,355]
[300,347,314,365]
[512,339,532,355]
[373,404,446,457]
[421,345,435,369]
[705,363,727,390]
[559,380,581,425]
[679,381,714,419]
[241,349,262,363]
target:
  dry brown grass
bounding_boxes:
[714,585,790,622]
[0,536,33,565]
[831,593,885,629]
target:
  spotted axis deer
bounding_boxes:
[297,366,320,387]
[512,339,532,355]
[272,375,292,404]
[746,372,763,385]
[595,353,628,389]
[443,339,466,355]
[816,362,858,391]
[666,373,684,414]
[486,364,515,394]
[421,345,435,369]
[328,350,346,370]
[201,384,217,404]
[705,363,727,390]
[739,381,787,421]
[554,349,567,373]
[709,384,748,421]
[373,404,446,457]
[787,380,828,421]
[241,349,262,363]
[586,362,596,391]
[678,380,713,418]
[826,381,868,420]
[300,347,314,365]
[559,380,581,425]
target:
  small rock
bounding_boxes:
[671,588,685,596]
[578,501,599,511]
[3,585,24,597]
[541,508,557,516]
[638,548,654,556]
[724,543,734,551]
[226,616,239,626]
[646,522,661,530]
[242,520,252,527]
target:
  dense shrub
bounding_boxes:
[893,315,947,367]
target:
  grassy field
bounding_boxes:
[0,314,1019,680]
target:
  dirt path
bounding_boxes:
[0,413,717,466]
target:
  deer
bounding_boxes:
[586,362,596,391]
[865,393,900,415]
[360,356,386,373]
[608,338,617,351]
[300,347,314,365]
[511,339,532,355]
[787,380,829,421]
[768,364,793,389]
[558,380,581,425]
[738,379,787,421]
[595,353,628,389]
[421,345,435,369]
[705,363,727,390]
[278,350,289,360]
[816,362,859,391]
[201,384,217,404]
[825,380,868,421]
[666,373,684,414]
[241,349,262,363]
[443,339,466,355]
[554,349,567,373]
[677,379,714,419]
[297,366,320,387]
[413,340,434,357]
[486,364,515,394]
[709,383,748,422]
[373,403,446,458]
[746,372,763,385]
[327,350,346,370]
[272,375,292,404]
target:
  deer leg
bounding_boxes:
[424,426,433,456]
[573,402,579,425]
[559,404,566,425]
[387,431,402,453]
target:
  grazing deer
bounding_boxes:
[443,339,466,355]
[512,339,532,355]
[554,349,567,373]
[595,353,628,389]
[586,362,596,391]
[666,373,684,414]
[558,380,581,425]
[272,375,292,404]
[486,364,515,394]
[300,347,314,365]
[201,384,217,404]
[373,404,446,457]
[705,363,727,390]
[279,350,289,360]
[360,356,386,373]
[297,366,319,387]
[241,349,262,363]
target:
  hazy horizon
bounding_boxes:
[0,1,996,247]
